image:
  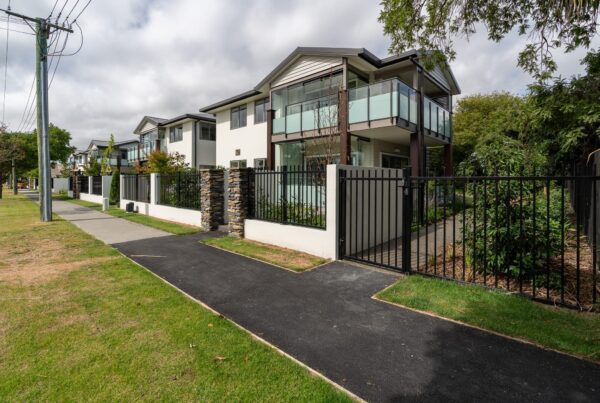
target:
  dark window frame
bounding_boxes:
[254,98,268,124]
[230,159,247,168]
[230,105,247,130]
[169,125,183,143]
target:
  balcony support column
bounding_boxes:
[444,143,453,175]
[339,89,350,165]
[266,109,274,169]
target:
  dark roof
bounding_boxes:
[115,139,139,146]
[200,47,423,112]
[134,115,167,134]
[158,112,215,127]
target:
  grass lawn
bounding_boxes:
[201,236,329,272]
[0,193,350,401]
[61,198,200,235]
[377,275,600,362]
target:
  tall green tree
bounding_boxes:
[101,134,115,175]
[0,133,25,199]
[452,93,526,165]
[379,0,600,80]
[523,50,600,172]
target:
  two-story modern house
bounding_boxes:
[131,113,217,169]
[69,138,139,174]
[200,47,460,175]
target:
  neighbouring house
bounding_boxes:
[200,47,460,174]
[68,138,140,174]
[131,116,167,165]
[131,113,217,170]
[67,150,88,173]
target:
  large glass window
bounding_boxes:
[270,71,343,131]
[230,105,247,130]
[169,126,183,142]
[254,98,268,124]
[196,122,216,141]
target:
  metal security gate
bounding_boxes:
[338,167,410,271]
[339,169,600,309]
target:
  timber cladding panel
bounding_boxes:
[271,56,342,87]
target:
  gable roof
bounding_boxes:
[133,115,167,134]
[200,47,460,113]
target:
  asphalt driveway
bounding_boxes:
[113,231,600,403]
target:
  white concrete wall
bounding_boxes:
[196,139,216,167]
[80,193,104,204]
[244,164,339,259]
[118,173,202,227]
[119,198,202,227]
[52,178,70,193]
[216,100,267,168]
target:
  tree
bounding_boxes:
[84,158,101,176]
[100,134,115,175]
[145,150,189,174]
[522,49,600,172]
[0,133,25,199]
[110,169,120,204]
[452,93,526,165]
[379,0,600,81]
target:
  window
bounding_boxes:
[197,122,216,141]
[381,153,408,169]
[121,150,128,160]
[230,159,247,168]
[254,158,266,169]
[169,126,183,142]
[254,98,268,124]
[230,105,247,129]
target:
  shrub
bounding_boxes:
[110,169,120,204]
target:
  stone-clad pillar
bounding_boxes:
[200,169,224,231]
[228,168,254,237]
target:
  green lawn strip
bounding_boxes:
[0,193,351,401]
[377,275,600,362]
[202,236,329,272]
[60,198,199,235]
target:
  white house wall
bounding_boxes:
[163,121,194,167]
[216,100,268,168]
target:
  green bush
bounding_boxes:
[459,134,568,281]
[110,169,120,205]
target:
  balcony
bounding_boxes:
[273,95,338,135]
[348,78,418,125]
[271,77,452,140]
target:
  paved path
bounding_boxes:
[25,192,169,244]
[48,196,600,402]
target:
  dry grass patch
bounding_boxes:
[201,236,329,272]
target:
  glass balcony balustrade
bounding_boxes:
[272,77,451,139]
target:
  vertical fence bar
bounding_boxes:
[282,166,288,224]
[483,179,488,285]
[593,177,597,305]
[462,180,466,281]
[472,181,477,283]
[546,177,551,300]
[532,173,537,298]
[506,177,511,291]
[560,178,565,304]
[402,169,412,272]
[494,177,499,288]
[452,178,456,279]
[433,179,438,275]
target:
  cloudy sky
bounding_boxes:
[2,0,598,149]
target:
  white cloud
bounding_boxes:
[1,0,597,149]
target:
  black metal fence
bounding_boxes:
[78,175,89,194]
[340,170,599,310]
[91,176,102,195]
[68,176,73,191]
[252,166,327,229]
[157,172,202,210]
[122,174,150,203]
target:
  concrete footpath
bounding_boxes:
[44,195,600,402]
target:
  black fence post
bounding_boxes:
[135,174,139,202]
[338,168,346,258]
[402,169,413,272]
[177,171,181,207]
[282,165,288,224]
